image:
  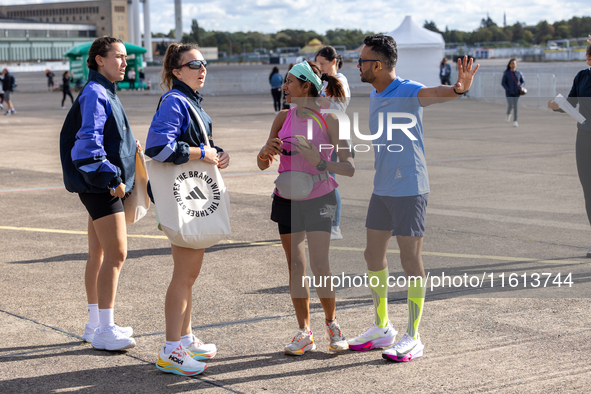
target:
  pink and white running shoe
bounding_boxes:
[382,332,424,362]
[348,322,397,351]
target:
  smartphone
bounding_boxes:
[295,135,312,148]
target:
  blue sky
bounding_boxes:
[4,0,591,34]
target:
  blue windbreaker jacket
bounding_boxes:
[145,79,222,164]
[60,69,136,194]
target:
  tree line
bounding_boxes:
[152,21,374,55]
[152,16,590,55]
[424,15,591,46]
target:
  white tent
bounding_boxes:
[385,15,445,87]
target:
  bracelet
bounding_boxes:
[453,86,463,95]
[199,143,205,160]
[258,153,269,161]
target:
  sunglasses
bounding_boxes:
[358,58,379,67]
[177,59,208,70]
[280,137,300,156]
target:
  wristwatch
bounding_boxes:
[316,158,327,171]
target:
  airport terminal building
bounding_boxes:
[0,0,129,62]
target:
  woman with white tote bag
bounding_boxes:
[145,43,230,376]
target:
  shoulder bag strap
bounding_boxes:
[161,92,210,145]
[510,71,520,86]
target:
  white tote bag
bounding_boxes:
[123,150,150,225]
[146,94,231,249]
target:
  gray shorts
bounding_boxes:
[365,193,428,237]
[4,91,12,101]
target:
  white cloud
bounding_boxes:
[4,0,591,35]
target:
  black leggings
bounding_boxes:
[62,88,73,106]
[271,88,282,111]
[576,129,591,226]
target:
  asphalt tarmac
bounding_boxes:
[1,70,590,393]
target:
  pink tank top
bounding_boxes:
[276,107,338,200]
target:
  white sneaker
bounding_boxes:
[185,334,217,360]
[91,325,136,351]
[382,332,424,362]
[330,226,343,240]
[325,321,348,351]
[284,328,316,356]
[506,114,511,122]
[156,344,206,376]
[82,323,133,343]
[60,106,65,109]
[0,103,3,109]
[513,121,518,127]
[348,322,397,351]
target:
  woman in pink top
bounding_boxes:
[257,61,355,355]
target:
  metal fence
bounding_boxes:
[453,70,578,109]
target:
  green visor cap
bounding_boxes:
[289,61,323,93]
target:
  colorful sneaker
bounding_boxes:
[325,321,348,351]
[156,344,206,376]
[284,328,316,356]
[82,324,133,343]
[382,332,424,362]
[91,325,136,351]
[185,335,217,360]
[348,322,397,351]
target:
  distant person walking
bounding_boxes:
[61,71,74,109]
[440,58,451,85]
[46,69,55,91]
[0,77,4,110]
[548,38,591,258]
[2,68,16,115]
[269,66,283,112]
[501,58,525,127]
[127,68,136,90]
[139,68,145,90]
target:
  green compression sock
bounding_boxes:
[368,268,389,328]
[406,278,427,339]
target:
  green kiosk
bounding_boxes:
[64,41,147,90]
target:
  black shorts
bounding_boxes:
[79,192,124,221]
[271,190,337,234]
[365,193,428,237]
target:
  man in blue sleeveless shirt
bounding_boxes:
[348,35,479,362]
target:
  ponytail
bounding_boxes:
[161,42,200,91]
[320,73,345,103]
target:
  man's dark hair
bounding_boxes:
[363,35,398,69]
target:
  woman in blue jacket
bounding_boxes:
[501,58,525,127]
[146,43,229,376]
[439,58,451,85]
[59,36,137,351]
[269,66,283,113]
